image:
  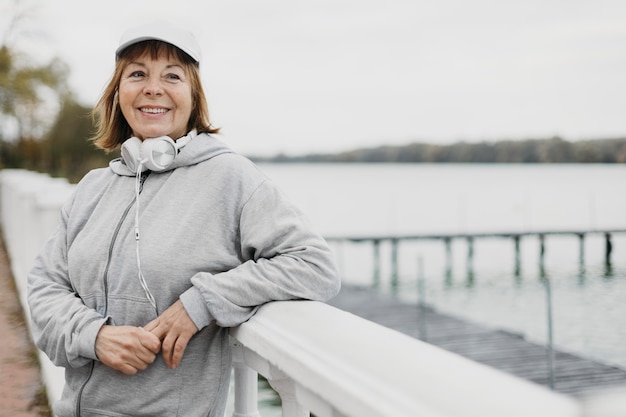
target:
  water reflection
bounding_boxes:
[415,259,626,370]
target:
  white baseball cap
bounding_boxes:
[115,21,202,64]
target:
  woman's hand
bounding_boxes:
[144,300,198,369]
[95,325,161,375]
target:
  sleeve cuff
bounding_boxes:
[78,317,109,361]
[180,287,214,330]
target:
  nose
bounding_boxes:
[143,77,163,96]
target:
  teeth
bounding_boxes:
[141,108,167,114]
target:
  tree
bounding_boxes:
[0,45,69,142]
[0,2,70,168]
[41,96,110,183]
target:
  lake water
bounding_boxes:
[257,163,626,367]
[227,163,626,415]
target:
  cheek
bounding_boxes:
[176,92,194,119]
[117,89,135,118]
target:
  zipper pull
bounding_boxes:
[139,171,150,193]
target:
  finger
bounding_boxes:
[170,334,191,369]
[146,324,168,343]
[118,364,139,376]
[138,328,162,354]
[144,318,167,338]
[161,331,189,369]
[134,349,157,368]
[106,356,139,375]
[160,331,174,368]
[116,353,142,375]
[143,319,158,332]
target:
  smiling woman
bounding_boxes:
[26,21,340,417]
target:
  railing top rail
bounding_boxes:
[230,300,580,417]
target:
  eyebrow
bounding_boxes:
[127,61,184,70]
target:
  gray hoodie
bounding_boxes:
[28,133,340,417]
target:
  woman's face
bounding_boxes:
[118,52,192,141]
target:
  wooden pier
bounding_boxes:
[328,284,626,398]
[326,229,626,289]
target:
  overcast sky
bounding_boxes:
[4,0,626,156]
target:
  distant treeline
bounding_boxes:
[250,137,626,164]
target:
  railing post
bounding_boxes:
[268,374,309,417]
[231,342,261,417]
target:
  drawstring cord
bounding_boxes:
[129,132,194,313]
[134,161,157,312]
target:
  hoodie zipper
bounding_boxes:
[104,171,150,316]
[75,172,150,417]
[102,196,136,317]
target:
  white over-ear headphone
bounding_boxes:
[121,131,195,173]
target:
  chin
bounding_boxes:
[134,130,172,140]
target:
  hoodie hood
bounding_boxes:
[109,132,234,176]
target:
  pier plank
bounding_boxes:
[328,284,626,398]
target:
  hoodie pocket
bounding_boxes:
[105,295,157,326]
[80,359,184,416]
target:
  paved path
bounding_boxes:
[328,284,626,398]
[0,237,49,417]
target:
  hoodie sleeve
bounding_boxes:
[27,197,108,368]
[180,179,340,329]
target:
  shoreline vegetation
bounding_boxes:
[4,127,626,184]
[249,136,626,164]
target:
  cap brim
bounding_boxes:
[115,23,201,63]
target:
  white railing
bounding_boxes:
[0,169,74,407]
[1,168,624,417]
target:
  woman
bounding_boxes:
[28,22,340,417]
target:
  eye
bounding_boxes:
[129,70,146,78]
[165,73,182,81]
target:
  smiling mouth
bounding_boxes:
[140,107,169,114]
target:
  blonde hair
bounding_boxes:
[91,40,219,152]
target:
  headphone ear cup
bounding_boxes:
[121,136,143,173]
[141,136,177,172]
